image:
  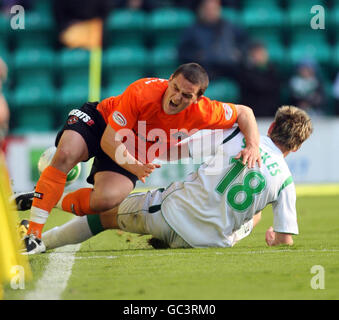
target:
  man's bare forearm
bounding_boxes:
[235,104,260,148]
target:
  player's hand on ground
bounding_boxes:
[135,162,161,184]
[235,144,261,169]
[265,226,275,246]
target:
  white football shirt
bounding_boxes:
[160,127,298,248]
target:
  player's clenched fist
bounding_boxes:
[134,162,161,184]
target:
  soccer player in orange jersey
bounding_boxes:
[16,63,261,254]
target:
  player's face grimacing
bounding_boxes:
[162,73,201,115]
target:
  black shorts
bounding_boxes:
[55,102,138,187]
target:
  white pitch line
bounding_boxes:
[24,244,81,300]
[74,248,339,260]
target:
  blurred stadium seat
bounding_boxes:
[147,7,195,46]
[221,7,241,24]
[103,83,130,100]
[58,49,90,87]
[103,45,147,86]
[59,83,89,110]
[0,14,9,42]
[105,9,146,46]
[331,3,339,40]
[287,31,331,65]
[333,43,339,69]
[150,45,178,79]
[11,83,56,133]
[242,1,284,31]
[13,48,55,87]
[204,78,240,103]
[11,11,55,50]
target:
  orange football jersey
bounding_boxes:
[97,78,237,163]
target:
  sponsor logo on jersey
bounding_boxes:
[67,115,79,125]
[68,109,94,126]
[33,192,44,200]
[112,111,127,127]
[222,103,233,121]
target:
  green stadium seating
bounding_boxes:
[242,0,281,9]
[333,43,339,68]
[13,48,55,85]
[287,30,331,65]
[0,14,9,41]
[150,45,178,79]
[59,83,89,110]
[105,9,146,46]
[221,7,241,24]
[12,11,55,49]
[204,78,240,103]
[59,49,90,87]
[12,83,56,109]
[286,0,324,9]
[14,48,55,69]
[331,4,339,39]
[290,30,328,45]
[33,0,53,15]
[12,111,55,133]
[147,8,195,46]
[242,3,284,30]
[103,83,130,99]
[287,40,331,66]
[11,83,56,133]
[103,45,147,85]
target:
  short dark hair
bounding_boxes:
[172,63,209,97]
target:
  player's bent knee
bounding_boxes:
[52,147,81,169]
[90,192,125,212]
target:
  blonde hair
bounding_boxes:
[269,106,313,151]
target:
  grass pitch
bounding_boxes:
[4,190,339,300]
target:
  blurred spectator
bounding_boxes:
[178,0,249,80]
[113,0,157,11]
[288,60,326,116]
[0,58,9,145]
[235,41,281,118]
[333,72,339,115]
[174,0,240,10]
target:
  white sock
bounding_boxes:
[42,216,93,250]
[30,206,49,224]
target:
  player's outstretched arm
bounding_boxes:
[265,226,294,246]
[234,104,261,169]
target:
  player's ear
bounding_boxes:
[267,122,275,135]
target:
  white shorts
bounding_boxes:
[117,189,191,249]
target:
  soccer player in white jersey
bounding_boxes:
[41,105,312,250]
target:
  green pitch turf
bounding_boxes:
[4,193,339,300]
